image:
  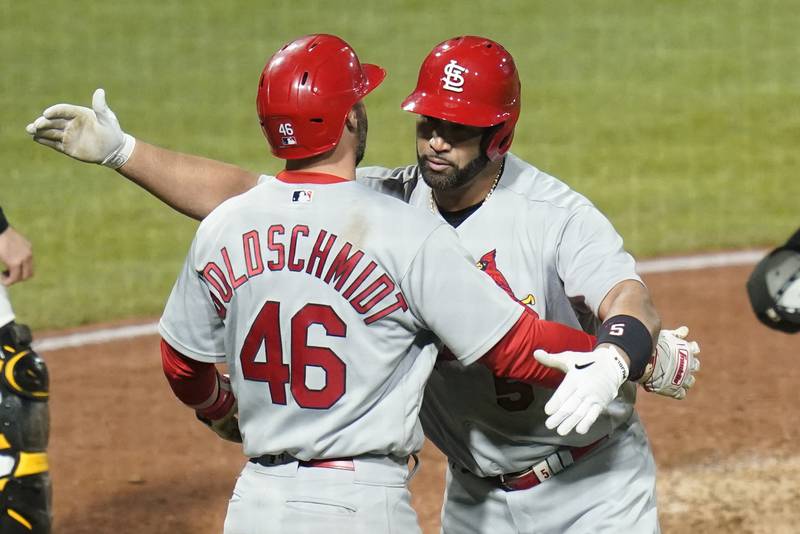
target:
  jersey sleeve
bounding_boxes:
[400,224,524,366]
[356,165,420,203]
[555,205,642,316]
[478,309,595,388]
[158,237,226,363]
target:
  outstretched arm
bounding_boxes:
[477,280,698,435]
[475,308,595,388]
[27,88,258,220]
[119,140,258,220]
[475,309,626,436]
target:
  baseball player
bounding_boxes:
[747,226,800,333]
[153,34,666,533]
[0,207,50,534]
[374,37,671,532]
[26,36,700,533]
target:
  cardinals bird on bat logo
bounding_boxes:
[476,249,535,306]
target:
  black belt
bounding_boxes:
[249,454,355,471]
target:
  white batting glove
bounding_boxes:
[534,346,629,436]
[640,326,700,400]
[25,88,135,169]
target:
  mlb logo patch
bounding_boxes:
[282,136,297,146]
[292,190,313,203]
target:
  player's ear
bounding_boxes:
[345,105,359,133]
[345,101,366,134]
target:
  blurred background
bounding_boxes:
[3,2,799,533]
[2,0,799,330]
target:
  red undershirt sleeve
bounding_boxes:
[477,308,596,388]
[161,338,218,406]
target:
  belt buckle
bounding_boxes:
[498,466,536,491]
[252,453,292,466]
[266,453,289,464]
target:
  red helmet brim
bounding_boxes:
[361,63,387,99]
[401,90,512,127]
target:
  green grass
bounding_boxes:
[2,0,799,329]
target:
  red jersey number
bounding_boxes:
[240,301,346,409]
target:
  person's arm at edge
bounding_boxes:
[0,207,34,285]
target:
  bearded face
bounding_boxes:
[415,116,491,192]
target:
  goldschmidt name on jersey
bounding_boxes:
[199,224,409,325]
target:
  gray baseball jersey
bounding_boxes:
[159,171,526,461]
[358,153,642,477]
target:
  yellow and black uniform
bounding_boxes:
[0,321,50,533]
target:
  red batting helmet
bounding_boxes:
[257,34,386,159]
[401,36,521,161]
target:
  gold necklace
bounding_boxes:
[429,160,505,214]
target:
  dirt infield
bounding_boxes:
[41,264,798,533]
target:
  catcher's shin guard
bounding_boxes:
[0,322,51,534]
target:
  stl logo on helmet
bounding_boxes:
[278,122,297,146]
[441,60,467,93]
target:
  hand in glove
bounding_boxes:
[26,88,135,168]
[534,345,629,436]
